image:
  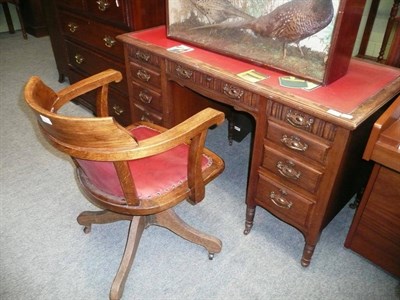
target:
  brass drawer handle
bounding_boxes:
[270,189,292,209]
[103,36,116,48]
[223,84,244,100]
[135,50,150,62]
[139,90,153,104]
[281,135,308,152]
[277,160,301,180]
[74,54,85,64]
[112,105,124,116]
[286,110,314,129]
[140,112,153,123]
[176,65,193,79]
[96,0,110,11]
[67,22,78,33]
[136,69,151,82]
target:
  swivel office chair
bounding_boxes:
[24,69,224,299]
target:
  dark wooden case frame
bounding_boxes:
[166,0,367,85]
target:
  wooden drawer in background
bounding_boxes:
[86,0,128,27]
[55,0,84,10]
[66,41,127,95]
[59,11,125,60]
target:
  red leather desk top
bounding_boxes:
[127,26,400,115]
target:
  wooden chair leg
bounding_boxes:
[13,0,27,39]
[150,209,222,259]
[110,216,146,300]
[2,3,15,34]
[77,210,132,233]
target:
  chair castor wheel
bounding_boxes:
[83,226,91,234]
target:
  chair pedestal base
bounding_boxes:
[77,208,222,300]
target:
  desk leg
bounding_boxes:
[244,205,256,235]
[301,243,315,267]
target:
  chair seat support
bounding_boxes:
[77,208,222,300]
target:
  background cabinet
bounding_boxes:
[19,0,48,37]
[345,98,400,277]
[41,0,165,126]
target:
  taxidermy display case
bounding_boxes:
[167,0,367,85]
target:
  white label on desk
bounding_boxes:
[40,115,52,125]
[327,109,353,119]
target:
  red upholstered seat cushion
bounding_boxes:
[77,125,212,199]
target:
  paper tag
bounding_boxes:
[237,70,269,83]
[167,45,194,53]
[40,115,52,125]
[327,109,353,119]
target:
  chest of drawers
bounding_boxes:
[43,0,165,126]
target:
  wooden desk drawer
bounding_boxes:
[262,145,323,194]
[131,81,162,113]
[130,62,161,90]
[267,101,337,141]
[267,120,331,164]
[132,103,163,125]
[66,41,127,95]
[166,60,259,112]
[127,46,161,70]
[59,11,125,60]
[256,173,314,229]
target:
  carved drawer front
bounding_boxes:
[86,0,128,27]
[66,41,127,95]
[131,81,162,113]
[268,101,337,141]
[59,12,125,60]
[262,145,323,194]
[68,70,131,126]
[256,173,314,229]
[130,62,161,90]
[128,46,161,70]
[132,103,163,125]
[166,60,259,112]
[266,120,331,165]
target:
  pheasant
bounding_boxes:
[189,0,254,24]
[194,0,334,58]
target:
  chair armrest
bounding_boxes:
[127,108,225,159]
[53,69,122,112]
